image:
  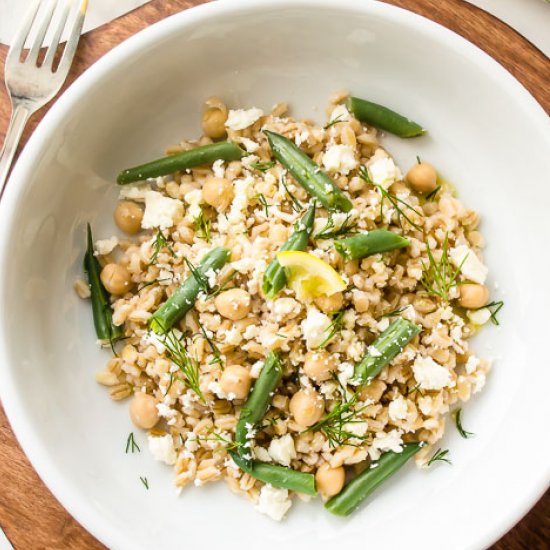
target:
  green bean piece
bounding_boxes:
[236,351,283,465]
[117,141,245,185]
[150,247,231,334]
[262,202,316,299]
[230,451,317,496]
[325,442,424,516]
[83,224,123,344]
[264,130,352,212]
[347,96,426,138]
[334,230,409,261]
[353,318,420,385]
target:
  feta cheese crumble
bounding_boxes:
[225,108,264,131]
[142,190,183,229]
[322,144,358,175]
[147,434,177,465]
[94,236,119,256]
[267,434,297,467]
[389,396,409,421]
[467,307,492,325]
[256,484,292,521]
[367,153,402,189]
[412,355,454,390]
[119,182,151,202]
[301,307,332,349]
[450,245,488,284]
[370,429,404,460]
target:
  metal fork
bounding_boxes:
[0,0,87,199]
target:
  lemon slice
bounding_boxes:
[277,251,347,301]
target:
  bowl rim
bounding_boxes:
[0,0,548,548]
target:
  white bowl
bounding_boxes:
[1,1,549,548]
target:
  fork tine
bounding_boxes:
[6,0,42,64]
[55,0,87,75]
[43,0,71,69]
[27,0,58,64]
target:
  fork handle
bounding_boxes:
[0,103,32,200]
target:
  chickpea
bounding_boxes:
[100,263,132,295]
[314,291,344,313]
[289,389,325,427]
[303,351,333,382]
[406,162,437,193]
[202,176,234,211]
[219,365,252,399]
[215,288,251,321]
[315,463,345,498]
[458,283,489,309]
[129,392,159,429]
[114,201,144,234]
[202,108,227,139]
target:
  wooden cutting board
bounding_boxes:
[0,0,548,548]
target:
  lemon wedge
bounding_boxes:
[277,251,347,301]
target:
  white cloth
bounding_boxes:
[0,0,151,46]
[465,0,550,57]
[0,527,13,550]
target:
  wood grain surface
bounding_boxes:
[0,0,548,548]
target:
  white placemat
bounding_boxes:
[0,527,13,550]
[0,0,151,46]
[466,0,550,57]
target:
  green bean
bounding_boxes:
[150,247,231,334]
[347,96,426,138]
[264,130,352,212]
[236,351,283,465]
[83,224,123,344]
[325,442,424,516]
[262,202,316,298]
[229,451,317,496]
[353,318,420,385]
[334,230,409,261]
[117,141,245,185]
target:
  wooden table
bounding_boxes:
[0,0,548,548]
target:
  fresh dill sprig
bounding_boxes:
[255,192,271,217]
[381,306,408,319]
[358,166,422,231]
[148,229,175,265]
[306,393,368,448]
[197,430,241,453]
[483,300,504,326]
[280,174,303,213]
[164,372,175,396]
[196,318,223,367]
[425,185,441,201]
[138,278,172,291]
[452,408,474,439]
[315,212,358,240]
[140,476,149,490]
[250,160,276,172]
[427,448,452,466]
[161,329,206,403]
[324,113,347,129]
[262,413,284,427]
[125,432,141,454]
[194,208,212,243]
[208,270,238,298]
[318,310,346,349]
[275,333,288,339]
[420,234,465,302]
[405,382,424,397]
[183,257,210,294]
